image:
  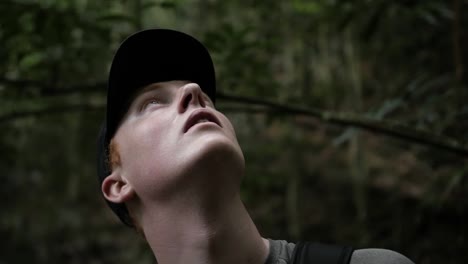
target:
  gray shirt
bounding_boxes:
[265,239,415,264]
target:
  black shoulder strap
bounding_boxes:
[291,242,354,264]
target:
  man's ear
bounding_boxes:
[101,171,135,203]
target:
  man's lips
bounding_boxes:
[183,109,222,133]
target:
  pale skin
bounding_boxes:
[101,81,269,264]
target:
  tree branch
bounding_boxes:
[218,92,468,156]
[0,104,103,123]
[0,77,105,96]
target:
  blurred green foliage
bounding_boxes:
[1,0,467,263]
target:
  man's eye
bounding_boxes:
[148,99,161,105]
[142,98,162,110]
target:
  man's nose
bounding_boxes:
[177,83,206,113]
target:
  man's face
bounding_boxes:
[111,81,244,202]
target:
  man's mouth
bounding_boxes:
[184,109,222,133]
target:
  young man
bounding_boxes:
[97,29,415,264]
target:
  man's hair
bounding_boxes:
[109,139,121,171]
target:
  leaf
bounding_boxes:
[97,13,134,23]
[438,168,465,206]
[18,52,44,69]
[416,8,439,25]
[292,0,323,15]
[159,1,178,9]
[373,99,404,120]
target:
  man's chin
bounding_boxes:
[186,131,242,156]
[146,139,244,204]
[181,134,245,175]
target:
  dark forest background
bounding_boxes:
[1,0,467,263]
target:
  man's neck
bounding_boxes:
[139,195,269,264]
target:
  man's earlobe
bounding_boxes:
[101,172,135,203]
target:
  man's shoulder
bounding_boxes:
[350,248,415,264]
[266,239,415,264]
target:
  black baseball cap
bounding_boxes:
[97,29,217,227]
